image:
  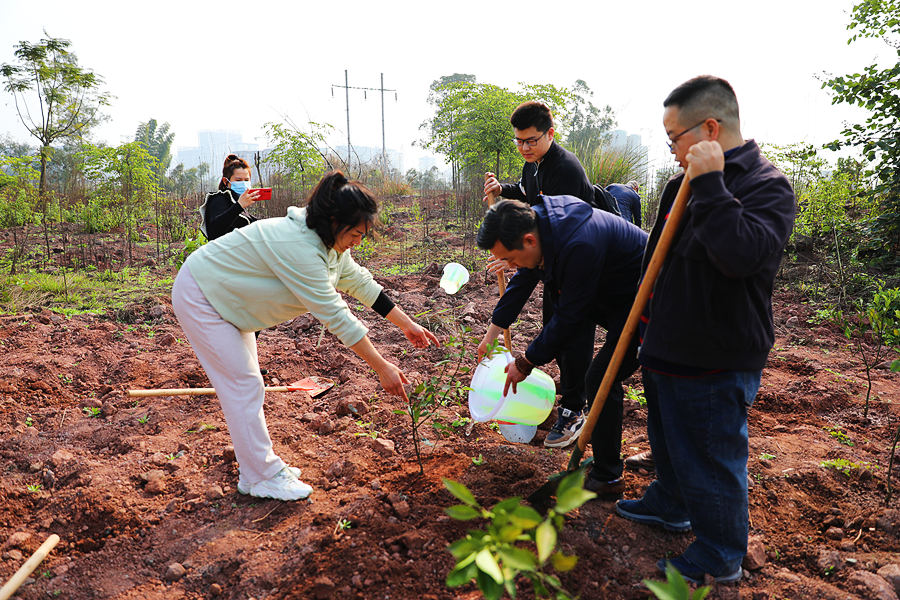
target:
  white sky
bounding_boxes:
[0,0,891,173]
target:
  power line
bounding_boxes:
[330,70,397,171]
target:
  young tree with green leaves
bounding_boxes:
[1,34,109,259]
[263,120,333,192]
[80,141,159,263]
[420,79,573,184]
[823,0,900,268]
[135,119,175,178]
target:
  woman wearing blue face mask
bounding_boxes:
[200,154,262,240]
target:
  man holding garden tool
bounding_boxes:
[476,195,647,496]
[615,76,795,584]
[482,101,597,449]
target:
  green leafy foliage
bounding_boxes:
[644,562,710,600]
[263,120,332,186]
[421,78,574,182]
[822,0,900,268]
[134,119,174,177]
[443,470,596,599]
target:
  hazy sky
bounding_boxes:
[0,0,890,173]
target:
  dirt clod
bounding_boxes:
[164,562,186,582]
[5,532,32,549]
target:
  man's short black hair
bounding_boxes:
[510,101,553,132]
[477,199,537,251]
[663,75,740,129]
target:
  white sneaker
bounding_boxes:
[241,467,311,500]
[237,466,302,495]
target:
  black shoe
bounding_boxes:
[584,475,625,498]
[259,368,268,376]
[657,556,742,584]
[615,498,691,532]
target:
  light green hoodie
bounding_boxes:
[186,206,382,346]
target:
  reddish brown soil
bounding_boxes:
[0,224,899,600]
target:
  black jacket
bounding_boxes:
[640,140,795,371]
[492,195,648,366]
[201,189,258,240]
[500,141,593,206]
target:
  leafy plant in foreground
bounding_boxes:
[443,470,596,599]
[396,324,473,474]
[644,562,710,600]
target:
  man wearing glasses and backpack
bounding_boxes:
[482,101,607,454]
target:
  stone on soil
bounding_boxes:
[222,446,236,462]
[50,449,75,468]
[816,549,842,573]
[370,437,396,457]
[205,485,225,500]
[742,536,766,570]
[825,526,844,540]
[878,564,900,596]
[164,562,186,581]
[4,549,23,561]
[312,575,335,600]
[847,570,898,600]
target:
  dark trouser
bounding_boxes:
[542,296,595,413]
[583,312,639,482]
[640,368,761,575]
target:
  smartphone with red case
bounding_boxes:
[253,188,272,201]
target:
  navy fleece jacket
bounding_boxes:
[640,140,795,371]
[491,195,648,367]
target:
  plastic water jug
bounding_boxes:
[439,262,469,294]
[497,422,538,443]
[468,351,555,426]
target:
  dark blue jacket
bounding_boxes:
[640,140,795,371]
[606,183,642,227]
[492,195,648,366]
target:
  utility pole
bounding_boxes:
[344,70,350,167]
[331,71,397,174]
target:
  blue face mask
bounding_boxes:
[230,180,250,196]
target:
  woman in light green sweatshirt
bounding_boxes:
[172,171,438,501]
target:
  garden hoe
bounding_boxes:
[527,176,692,510]
[0,534,59,600]
[127,376,334,398]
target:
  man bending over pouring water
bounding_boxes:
[475,196,647,497]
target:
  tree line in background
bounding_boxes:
[0,0,898,301]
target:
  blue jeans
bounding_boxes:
[640,368,760,576]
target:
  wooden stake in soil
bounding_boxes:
[496,271,513,352]
[0,534,60,600]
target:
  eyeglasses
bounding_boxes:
[514,131,547,149]
[666,119,721,150]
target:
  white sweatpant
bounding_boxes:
[171,267,286,485]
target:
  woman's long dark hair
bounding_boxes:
[218,154,251,191]
[305,170,378,248]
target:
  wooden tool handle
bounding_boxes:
[496,271,513,351]
[128,386,296,397]
[0,534,60,600]
[576,176,692,453]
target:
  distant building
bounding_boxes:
[175,130,259,173]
